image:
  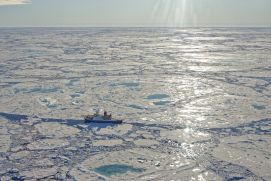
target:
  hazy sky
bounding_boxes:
[0,0,271,27]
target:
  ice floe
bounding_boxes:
[134,139,159,146]
[95,124,132,136]
[92,139,123,147]
[160,128,211,143]
[213,135,271,180]
[69,147,221,180]
[35,122,80,138]
[27,138,69,150]
[21,167,58,180]
[0,118,11,152]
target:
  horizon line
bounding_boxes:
[0,26,271,28]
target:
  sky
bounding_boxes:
[0,0,271,27]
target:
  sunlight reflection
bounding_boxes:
[163,74,213,128]
[151,0,196,27]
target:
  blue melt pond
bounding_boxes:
[66,79,79,86]
[252,104,265,110]
[146,94,169,100]
[153,100,171,106]
[70,92,84,98]
[94,164,145,177]
[30,87,60,93]
[14,87,61,94]
[128,104,146,110]
[110,82,139,88]
[120,82,139,87]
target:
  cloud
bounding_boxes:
[0,0,30,6]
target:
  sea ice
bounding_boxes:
[213,134,271,180]
[92,139,123,147]
[27,138,69,150]
[160,128,211,143]
[35,122,80,138]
